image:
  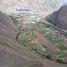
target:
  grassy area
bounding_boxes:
[18,22,67,62]
[19,37,34,46]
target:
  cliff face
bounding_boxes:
[0,0,63,15]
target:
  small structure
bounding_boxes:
[16,6,31,13]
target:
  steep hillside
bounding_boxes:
[46,5,67,30]
[0,11,67,67]
[0,11,44,67]
[0,0,67,67]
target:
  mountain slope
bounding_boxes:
[0,11,44,67]
[46,5,67,30]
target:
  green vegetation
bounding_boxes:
[18,22,67,62]
[10,15,18,25]
[35,44,51,59]
[11,14,67,63]
[57,44,67,51]
[19,37,34,46]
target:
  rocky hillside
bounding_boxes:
[0,0,63,15]
[46,5,67,30]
